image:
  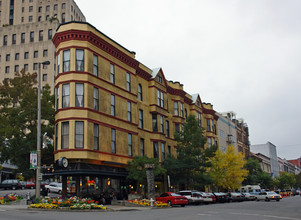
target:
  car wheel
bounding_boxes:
[22,186,25,190]
[12,186,16,190]
[181,204,185,207]
[265,197,270,202]
[47,189,50,193]
[167,201,172,207]
[31,186,34,189]
[58,190,61,194]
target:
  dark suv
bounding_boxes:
[0,179,22,190]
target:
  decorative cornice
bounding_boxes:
[203,108,219,120]
[136,67,152,80]
[53,29,139,69]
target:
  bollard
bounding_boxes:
[150,198,154,207]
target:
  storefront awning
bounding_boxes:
[52,169,128,178]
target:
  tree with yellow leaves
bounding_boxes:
[210,145,248,191]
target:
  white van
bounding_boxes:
[240,185,261,195]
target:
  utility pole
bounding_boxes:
[35,61,50,198]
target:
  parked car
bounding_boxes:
[207,192,217,203]
[199,192,215,204]
[243,192,257,201]
[23,181,35,189]
[156,192,188,207]
[177,190,203,205]
[286,189,300,196]
[20,181,26,190]
[213,192,230,203]
[228,192,245,202]
[0,179,22,190]
[256,191,282,202]
[40,181,50,188]
[45,182,63,194]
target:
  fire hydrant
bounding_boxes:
[150,198,155,207]
[26,192,31,205]
[26,192,31,200]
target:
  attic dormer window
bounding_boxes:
[197,101,200,106]
[158,76,163,83]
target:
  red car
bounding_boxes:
[156,192,188,207]
[24,181,35,189]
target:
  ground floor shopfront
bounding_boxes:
[53,162,166,202]
[0,163,18,182]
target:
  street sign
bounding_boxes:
[38,173,43,181]
[30,151,37,169]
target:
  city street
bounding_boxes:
[0,194,300,220]
[0,189,58,198]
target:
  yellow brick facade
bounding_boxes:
[53,22,219,196]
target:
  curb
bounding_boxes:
[0,205,151,212]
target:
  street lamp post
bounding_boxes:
[35,61,50,198]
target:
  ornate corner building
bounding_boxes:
[52,21,219,196]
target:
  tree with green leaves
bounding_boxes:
[0,70,55,179]
[276,172,296,190]
[243,158,274,190]
[294,172,301,189]
[126,156,166,192]
[162,155,186,187]
[163,115,217,190]
[243,158,263,185]
[257,172,274,189]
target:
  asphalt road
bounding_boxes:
[0,194,300,220]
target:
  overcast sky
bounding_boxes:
[75,0,301,160]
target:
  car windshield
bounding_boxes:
[170,193,181,196]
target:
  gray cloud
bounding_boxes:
[76,0,301,159]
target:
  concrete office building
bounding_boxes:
[250,152,272,175]
[217,111,250,158]
[251,142,280,177]
[216,112,237,153]
[0,0,85,91]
